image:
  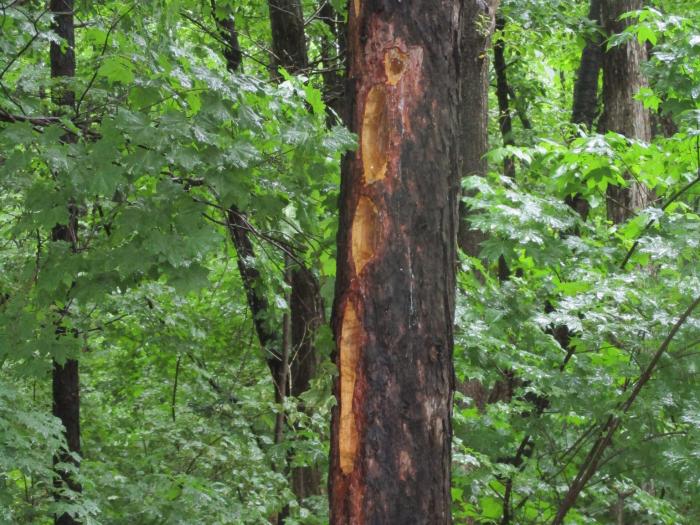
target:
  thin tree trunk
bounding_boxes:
[318,2,346,121]
[213,1,324,508]
[50,2,81,524]
[494,15,515,179]
[600,0,652,224]
[265,0,326,506]
[329,3,460,523]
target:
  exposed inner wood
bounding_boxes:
[351,196,380,274]
[361,85,389,183]
[353,0,360,18]
[339,301,362,474]
[384,47,408,85]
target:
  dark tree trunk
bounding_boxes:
[567,0,604,220]
[211,0,242,72]
[215,3,324,509]
[329,3,460,523]
[493,15,515,179]
[265,0,326,507]
[600,0,652,224]
[50,2,81,524]
[572,0,603,130]
[268,0,307,76]
[458,0,499,257]
[288,264,323,499]
[318,2,346,121]
[226,208,282,381]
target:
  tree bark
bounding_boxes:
[268,0,307,76]
[318,2,346,121]
[567,0,604,221]
[600,0,652,224]
[572,0,603,130]
[50,1,81,524]
[493,15,515,180]
[329,3,460,523]
[458,0,499,257]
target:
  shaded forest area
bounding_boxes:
[1,0,699,524]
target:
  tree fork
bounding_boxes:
[329,2,460,523]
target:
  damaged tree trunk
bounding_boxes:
[600,0,652,224]
[329,2,460,523]
[50,1,81,524]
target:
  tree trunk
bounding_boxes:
[214,2,324,509]
[600,0,652,224]
[265,0,326,507]
[288,264,323,499]
[50,1,81,524]
[567,0,604,220]
[493,15,515,180]
[329,3,460,523]
[318,2,346,121]
[268,0,307,76]
[572,0,603,130]
[458,0,499,257]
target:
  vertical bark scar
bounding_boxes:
[351,196,380,274]
[384,47,408,85]
[353,0,360,18]
[361,85,389,183]
[339,301,362,474]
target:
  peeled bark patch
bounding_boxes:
[361,85,390,183]
[384,47,408,85]
[351,196,380,274]
[339,301,363,474]
[330,4,460,524]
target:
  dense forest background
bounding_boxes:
[1,0,699,523]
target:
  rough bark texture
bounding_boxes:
[600,0,652,224]
[329,2,460,523]
[268,0,308,75]
[458,0,499,257]
[567,0,604,220]
[50,2,81,524]
[572,0,603,130]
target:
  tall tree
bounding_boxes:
[329,2,460,523]
[572,0,603,130]
[459,0,499,257]
[49,1,81,524]
[493,15,515,180]
[212,0,324,506]
[600,0,652,224]
[566,0,603,219]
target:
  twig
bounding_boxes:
[551,294,700,524]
